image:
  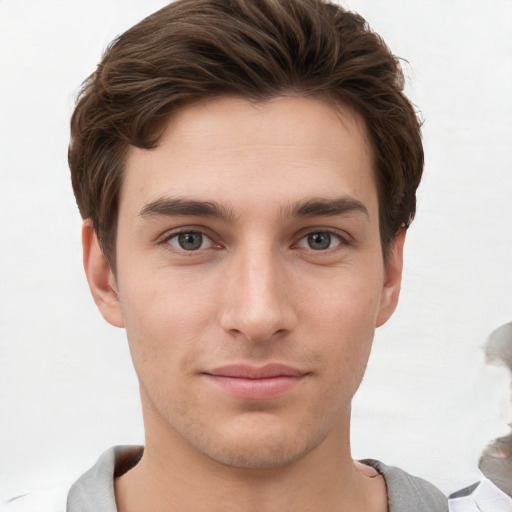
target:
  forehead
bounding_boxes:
[120,96,377,219]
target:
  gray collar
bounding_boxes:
[68,446,447,512]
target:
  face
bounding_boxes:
[84,96,404,470]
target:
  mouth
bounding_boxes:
[202,364,309,400]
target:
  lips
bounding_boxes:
[203,364,308,400]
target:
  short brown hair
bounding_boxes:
[69,0,423,267]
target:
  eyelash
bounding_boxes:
[294,230,348,252]
[160,228,221,253]
[158,227,350,254]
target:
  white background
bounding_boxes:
[1,0,511,500]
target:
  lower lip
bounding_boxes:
[204,375,304,400]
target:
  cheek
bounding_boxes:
[320,304,376,385]
[117,270,213,376]
[301,267,383,376]
[302,263,383,332]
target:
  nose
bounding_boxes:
[219,245,297,342]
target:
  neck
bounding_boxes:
[115,409,380,512]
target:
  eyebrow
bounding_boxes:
[139,198,234,221]
[138,196,369,222]
[284,197,369,220]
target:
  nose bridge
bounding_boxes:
[220,239,295,341]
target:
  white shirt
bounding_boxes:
[449,477,512,512]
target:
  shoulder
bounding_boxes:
[361,459,448,512]
[1,485,68,512]
[1,446,143,512]
[67,445,143,512]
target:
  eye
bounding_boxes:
[167,231,214,251]
[297,231,342,251]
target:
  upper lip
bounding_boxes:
[205,364,308,379]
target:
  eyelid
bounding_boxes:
[157,225,223,250]
[155,225,352,253]
[169,232,213,250]
[293,227,352,248]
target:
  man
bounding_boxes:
[65,0,446,510]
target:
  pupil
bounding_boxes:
[178,232,202,250]
[308,232,331,250]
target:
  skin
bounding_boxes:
[83,96,404,512]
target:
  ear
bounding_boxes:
[376,229,406,327]
[82,222,124,328]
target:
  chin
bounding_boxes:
[196,416,329,470]
[205,437,311,470]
